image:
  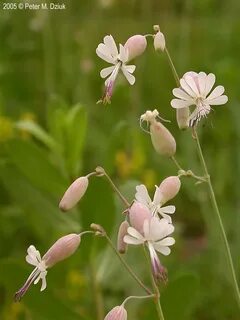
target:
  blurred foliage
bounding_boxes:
[0,0,240,319]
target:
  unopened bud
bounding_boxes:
[176,107,190,130]
[117,221,130,254]
[159,176,181,204]
[129,202,151,234]
[43,234,81,268]
[154,31,166,52]
[104,305,127,320]
[150,121,176,157]
[90,223,105,234]
[59,176,89,211]
[124,35,147,61]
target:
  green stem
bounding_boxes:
[143,246,165,320]
[104,233,152,295]
[165,48,180,85]
[89,258,104,320]
[194,129,240,307]
[95,167,130,207]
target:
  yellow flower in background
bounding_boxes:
[0,116,14,143]
[66,269,87,301]
[141,169,157,191]
[19,112,37,139]
[115,145,146,179]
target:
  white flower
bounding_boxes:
[15,245,47,301]
[124,217,175,281]
[171,71,228,127]
[96,35,136,103]
[135,184,175,223]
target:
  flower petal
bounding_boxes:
[207,95,228,105]
[124,64,136,74]
[154,245,171,256]
[207,85,225,100]
[160,205,175,214]
[100,66,115,78]
[155,237,175,246]
[119,44,128,63]
[204,73,216,96]
[103,35,118,57]
[180,78,197,98]
[172,88,191,101]
[135,184,152,207]
[127,227,144,240]
[96,45,115,64]
[184,75,200,96]
[171,98,194,109]
[121,65,135,85]
[123,235,144,245]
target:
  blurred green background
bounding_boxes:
[0,0,240,319]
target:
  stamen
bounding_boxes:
[14,267,39,302]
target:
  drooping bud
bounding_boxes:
[43,233,81,268]
[124,35,147,61]
[158,176,181,204]
[117,221,130,254]
[150,120,176,157]
[154,31,166,52]
[176,108,190,130]
[59,176,89,212]
[129,202,152,234]
[104,305,127,320]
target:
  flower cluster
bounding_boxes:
[123,176,181,282]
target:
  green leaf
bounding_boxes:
[6,139,67,197]
[65,104,87,176]
[161,273,200,320]
[15,120,60,154]
[0,163,79,239]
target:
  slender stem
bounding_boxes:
[194,129,240,307]
[171,156,207,183]
[143,246,165,320]
[165,47,180,85]
[122,294,155,306]
[95,167,130,207]
[104,233,152,295]
[89,258,104,320]
[171,156,182,171]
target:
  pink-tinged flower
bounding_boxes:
[124,217,175,282]
[14,234,81,301]
[117,221,130,254]
[135,183,177,223]
[59,176,89,212]
[140,109,176,157]
[158,176,181,204]
[104,305,127,320]
[124,35,147,61]
[128,201,152,234]
[96,35,136,104]
[171,72,228,127]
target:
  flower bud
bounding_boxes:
[117,221,130,254]
[43,233,81,268]
[176,107,190,130]
[129,202,151,234]
[150,121,176,157]
[159,176,181,204]
[154,31,166,52]
[104,305,127,320]
[59,176,89,211]
[124,35,147,61]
